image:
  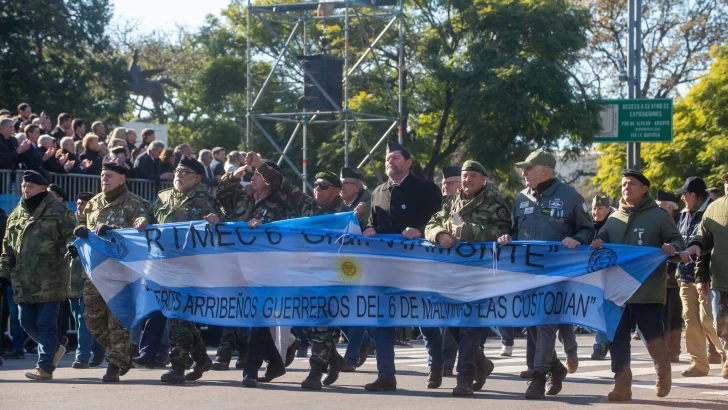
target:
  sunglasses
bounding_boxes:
[314,181,331,190]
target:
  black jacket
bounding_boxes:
[133,151,164,181]
[50,126,66,142]
[368,173,442,235]
[676,198,713,283]
[40,146,66,174]
[0,136,20,170]
[61,150,82,174]
[79,149,102,175]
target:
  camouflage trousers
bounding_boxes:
[170,319,206,367]
[215,327,249,362]
[83,281,130,368]
[713,290,728,352]
[304,327,336,367]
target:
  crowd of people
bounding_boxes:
[1,103,728,402]
[0,103,245,188]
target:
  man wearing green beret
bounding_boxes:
[497,150,595,400]
[425,160,511,396]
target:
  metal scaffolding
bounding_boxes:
[246,0,405,191]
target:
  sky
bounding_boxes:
[110,0,231,34]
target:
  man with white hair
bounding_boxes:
[133,141,173,181]
[198,149,218,188]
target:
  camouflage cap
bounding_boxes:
[315,171,342,188]
[515,150,556,169]
[592,194,610,208]
[461,160,487,176]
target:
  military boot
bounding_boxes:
[161,363,187,384]
[211,357,230,371]
[301,362,324,390]
[186,354,213,381]
[607,369,632,402]
[235,353,247,370]
[524,371,547,400]
[452,373,474,397]
[323,350,345,386]
[102,363,121,383]
[546,361,568,395]
[426,364,444,389]
[646,339,672,397]
[473,350,493,391]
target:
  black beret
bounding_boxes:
[262,159,282,174]
[657,190,680,204]
[102,162,128,175]
[315,171,342,188]
[111,147,127,155]
[442,165,461,179]
[48,184,68,201]
[621,168,650,187]
[340,167,363,180]
[179,155,206,176]
[386,140,411,158]
[22,170,48,186]
[76,192,95,202]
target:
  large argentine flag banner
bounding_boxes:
[75,212,667,339]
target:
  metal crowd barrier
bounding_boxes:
[1,169,173,202]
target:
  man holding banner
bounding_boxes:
[72,163,152,382]
[425,160,511,396]
[362,141,443,392]
[498,150,594,400]
[133,155,224,384]
[591,169,685,402]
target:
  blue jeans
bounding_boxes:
[68,298,104,363]
[421,327,443,372]
[498,327,515,347]
[6,286,25,351]
[19,302,61,374]
[443,327,458,370]
[610,303,665,373]
[342,327,373,366]
[368,326,395,378]
[593,331,609,351]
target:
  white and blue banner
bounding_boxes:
[75,212,668,339]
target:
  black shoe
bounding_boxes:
[301,365,324,390]
[286,339,301,367]
[323,351,345,386]
[103,363,121,383]
[3,350,25,359]
[155,355,170,367]
[72,360,89,369]
[211,359,230,371]
[473,352,493,391]
[426,368,443,389]
[89,354,105,368]
[444,367,454,376]
[525,371,547,400]
[259,364,286,383]
[546,361,568,395]
[364,377,397,392]
[452,381,474,397]
[357,342,375,367]
[161,364,187,384]
[185,355,212,381]
[296,345,308,358]
[131,356,155,369]
[235,354,246,370]
[591,349,608,360]
[242,376,258,388]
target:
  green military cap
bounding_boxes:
[461,160,487,176]
[592,194,610,207]
[340,167,363,180]
[515,150,557,169]
[315,171,342,188]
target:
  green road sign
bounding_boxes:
[595,98,673,143]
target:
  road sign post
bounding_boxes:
[595,98,673,143]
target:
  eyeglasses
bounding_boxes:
[443,181,460,186]
[341,179,358,185]
[314,181,330,190]
[174,168,195,176]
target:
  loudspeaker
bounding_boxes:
[302,54,343,111]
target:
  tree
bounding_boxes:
[593,45,728,199]
[0,0,129,123]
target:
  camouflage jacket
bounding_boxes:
[216,163,295,223]
[425,184,512,244]
[80,186,151,230]
[143,183,225,224]
[68,208,86,298]
[300,195,346,217]
[0,194,77,304]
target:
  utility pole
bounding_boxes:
[626,0,642,170]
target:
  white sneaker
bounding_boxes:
[500,345,513,357]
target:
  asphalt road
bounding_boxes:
[1,335,727,409]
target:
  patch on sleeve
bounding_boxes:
[582,202,589,213]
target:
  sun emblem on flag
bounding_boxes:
[336,257,363,284]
